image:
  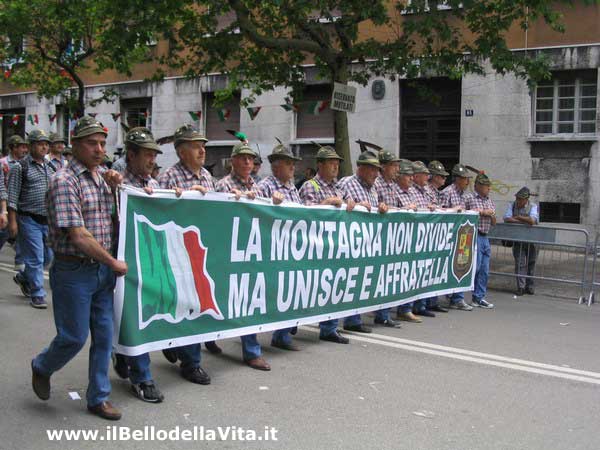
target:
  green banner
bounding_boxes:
[115,187,478,355]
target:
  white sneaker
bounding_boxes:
[473,298,494,309]
[449,300,473,311]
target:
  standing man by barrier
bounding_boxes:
[216,142,272,371]
[257,142,304,351]
[338,150,389,333]
[7,130,54,309]
[31,116,127,420]
[112,127,165,403]
[372,150,402,328]
[441,163,473,311]
[503,187,539,296]
[465,173,496,308]
[157,124,213,386]
[299,146,355,343]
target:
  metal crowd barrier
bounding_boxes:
[487,223,591,304]
[586,233,599,306]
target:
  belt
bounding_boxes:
[54,254,98,264]
[19,211,48,225]
[479,232,488,236]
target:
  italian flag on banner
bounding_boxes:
[48,114,57,123]
[307,100,330,115]
[217,109,231,122]
[134,214,224,329]
[12,115,20,125]
[188,111,202,121]
[246,106,261,121]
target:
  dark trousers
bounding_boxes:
[512,243,537,290]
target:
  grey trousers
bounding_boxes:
[512,243,537,289]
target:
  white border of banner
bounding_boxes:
[114,186,478,356]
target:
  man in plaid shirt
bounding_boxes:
[47,133,67,172]
[7,129,54,309]
[31,116,128,421]
[257,142,304,350]
[426,160,449,207]
[299,146,355,344]
[215,142,271,371]
[158,124,214,385]
[111,128,166,404]
[338,150,388,333]
[441,163,475,311]
[465,173,496,309]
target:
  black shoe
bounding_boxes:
[271,341,301,351]
[112,352,129,379]
[414,309,436,318]
[343,324,372,333]
[525,287,535,295]
[131,382,164,403]
[516,288,525,296]
[205,341,222,355]
[320,331,350,344]
[14,273,31,297]
[181,366,211,385]
[428,305,448,313]
[290,327,298,335]
[374,318,402,328]
[162,349,178,364]
[31,360,50,401]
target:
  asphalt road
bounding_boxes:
[0,249,599,450]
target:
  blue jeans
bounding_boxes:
[241,334,261,361]
[176,344,201,371]
[0,228,8,251]
[18,215,53,297]
[319,319,339,337]
[398,302,413,314]
[127,353,152,384]
[272,328,294,346]
[33,260,115,406]
[344,314,362,327]
[414,297,438,311]
[473,235,491,300]
[375,308,390,321]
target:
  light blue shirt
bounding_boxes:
[503,201,539,224]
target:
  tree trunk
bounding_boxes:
[332,63,353,177]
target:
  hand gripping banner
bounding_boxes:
[114,187,478,355]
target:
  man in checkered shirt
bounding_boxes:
[157,124,214,386]
[465,173,496,309]
[299,146,355,344]
[409,161,450,317]
[46,133,68,172]
[7,129,54,309]
[338,150,388,333]
[426,160,449,207]
[111,128,166,404]
[441,163,475,311]
[31,116,128,421]
[214,142,272,372]
[257,142,304,350]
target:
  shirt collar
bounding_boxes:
[69,158,90,177]
[230,171,254,188]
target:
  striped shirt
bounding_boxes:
[256,175,301,203]
[47,158,115,257]
[374,176,399,207]
[440,183,467,209]
[339,174,378,208]
[215,172,256,193]
[410,183,432,209]
[298,173,347,205]
[122,168,159,189]
[7,155,52,216]
[158,162,215,191]
[465,192,496,234]
[0,170,6,202]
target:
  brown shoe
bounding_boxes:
[245,357,271,371]
[87,401,122,421]
[31,360,50,401]
[397,312,423,323]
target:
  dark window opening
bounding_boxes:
[540,202,580,224]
